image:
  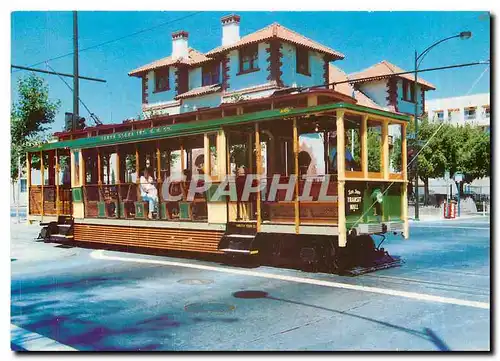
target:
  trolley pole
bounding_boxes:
[413,51,419,221]
[73,10,79,130]
[17,156,21,223]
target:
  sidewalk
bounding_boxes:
[408,213,490,223]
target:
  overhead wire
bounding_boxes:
[12,11,203,73]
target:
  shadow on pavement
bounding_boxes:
[232,290,451,351]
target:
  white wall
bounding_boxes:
[426,93,490,127]
[357,80,388,109]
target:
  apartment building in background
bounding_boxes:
[426,93,490,132]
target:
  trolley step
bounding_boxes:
[218,233,258,256]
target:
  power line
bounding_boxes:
[12,11,203,73]
[307,61,490,91]
[10,65,106,83]
[466,65,490,96]
[44,62,102,126]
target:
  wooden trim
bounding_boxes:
[342,176,406,183]
[336,110,347,247]
[115,146,121,185]
[156,143,162,216]
[247,132,253,173]
[382,120,389,180]
[266,40,283,87]
[292,117,300,234]
[180,144,185,173]
[361,115,368,178]
[221,55,230,91]
[97,150,102,183]
[389,173,404,180]
[217,130,227,180]
[401,122,407,181]
[74,223,224,254]
[323,56,330,88]
[55,149,60,215]
[345,109,407,124]
[203,133,210,175]
[27,153,32,187]
[255,123,262,231]
[135,146,140,199]
[142,75,148,105]
[40,151,44,217]
[26,152,31,218]
[80,150,86,186]
[345,170,364,179]
[386,77,398,112]
[367,171,384,179]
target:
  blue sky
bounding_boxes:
[11,11,490,133]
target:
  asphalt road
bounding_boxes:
[11,217,490,351]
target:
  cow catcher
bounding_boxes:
[27,91,409,275]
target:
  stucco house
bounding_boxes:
[128,14,435,119]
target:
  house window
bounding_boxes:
[484,106,490,118]
[435,111,444,122]
[296,46,310,76]
[402,79,415,103]
[409,82,415,102]
[154,68,170,92]
[202,62,220,86]
[402,79,409,101]
[447,108,459,122]
[239,44,259,74]
[464,107,477,120]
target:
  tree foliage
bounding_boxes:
[11,73,60,180]
[390,115,490,203]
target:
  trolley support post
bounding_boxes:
[203,133,210,176]
[97,148,102,202]
[156,141,162,219]
[135,145,140,200]
[40,151,44,217]
[361,115,368,178]
[292,117,300,234]
[55,149,60,216]
[401,122,409,238]
[336,110,347,248]
[382,119,389,181]
[255,122,262,232]
[115,146,121,217]
[27,152,31,221]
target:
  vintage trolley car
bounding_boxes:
[27,90,409,273]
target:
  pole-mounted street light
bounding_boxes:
[413,31,472,221]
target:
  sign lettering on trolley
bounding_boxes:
[345,182,364,217]
[97,126,173,143]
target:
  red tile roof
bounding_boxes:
[129,48,210,77]
[206,22,344,59]
[348,60,436,90]
[175,84,222,99]
[329,64,385,110]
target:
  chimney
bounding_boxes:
[221,14,240,46]
[172,30,189,60]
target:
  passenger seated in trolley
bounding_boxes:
[328,131,359,173]
[139,166,158,219]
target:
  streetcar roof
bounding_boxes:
[27,102,410,152]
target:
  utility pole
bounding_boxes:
[73,10,79,130]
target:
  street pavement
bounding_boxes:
[11,216,490,351]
